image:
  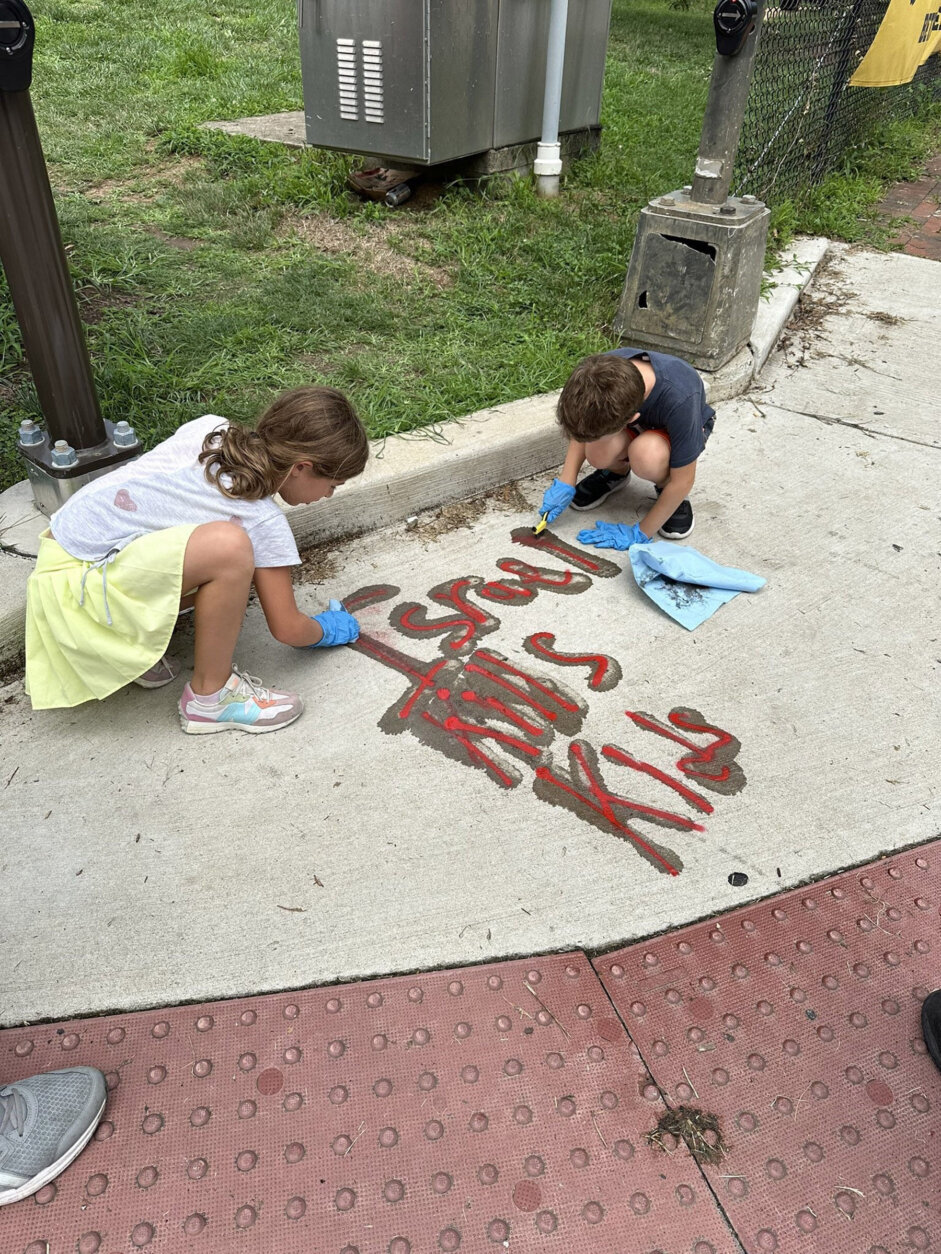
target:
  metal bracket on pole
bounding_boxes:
[0,0,139,515]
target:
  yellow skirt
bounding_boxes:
[25,524,197,709]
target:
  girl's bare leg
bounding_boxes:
[180,522,255,695]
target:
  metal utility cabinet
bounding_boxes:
[298,0,612,165]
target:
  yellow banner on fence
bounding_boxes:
[850,0,941,88]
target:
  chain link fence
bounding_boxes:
[734,1,941,203]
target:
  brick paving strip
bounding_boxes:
[876,153,941,260]
[1,840,937,1254]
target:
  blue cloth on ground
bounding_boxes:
[628,541,765,630]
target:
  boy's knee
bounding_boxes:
[585,433,628,471]
[627,433,670,482]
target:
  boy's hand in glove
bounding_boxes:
[577,521,649,550]
[538,478,577,524]
[309,599,360,647]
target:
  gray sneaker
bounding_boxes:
[0,1067,107,1206]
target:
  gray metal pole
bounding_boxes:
[690,1,766,205]
[0,87,106,451]
[534,0,569,198]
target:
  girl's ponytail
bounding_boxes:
[199,386,368,501]
[199,424,272,500]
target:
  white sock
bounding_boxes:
[191,684,227,705]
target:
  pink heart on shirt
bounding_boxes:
[114,489,137,512]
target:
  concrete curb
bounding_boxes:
[0,236,829,670]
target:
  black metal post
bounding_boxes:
[0,0,107,452]
[1,2,142,516]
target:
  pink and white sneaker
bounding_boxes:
[178,668,303,734]
[133,655,182,689]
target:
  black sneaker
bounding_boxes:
[922,990,941,1073]
[657,493,694,539]
[570,469,630,511]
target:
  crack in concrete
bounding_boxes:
[747,393,941,451]
[0,542,37,561]
[805,350,905,382]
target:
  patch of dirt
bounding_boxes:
[298,344,371,374]
[777,257,858,366]
[491,479,533,515]
[285,213,454,289]
[408,496,490,542]
[75,288,140,326]
[406,479,535,544]
[77,156,205,204]
[296,542,342,586]
[865,309,904,326]
[0,653,25,688]
[646,1105,727,1166]
[141,226,202,251]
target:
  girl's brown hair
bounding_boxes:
[199,386,369,501]
[557,353,646,443]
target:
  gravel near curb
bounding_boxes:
[0,237,829,670]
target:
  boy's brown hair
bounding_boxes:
[557,353,646,443]
[200,386,369,501]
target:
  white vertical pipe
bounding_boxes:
[534,0,568,197]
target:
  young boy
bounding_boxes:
[539,347,715,545]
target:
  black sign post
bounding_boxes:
[0,0,138,514]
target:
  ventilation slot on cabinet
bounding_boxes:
[336,38,359,121]
[361,40,384,124]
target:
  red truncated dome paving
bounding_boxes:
[595,844,941,1254]
[2,844,938,1254]
[1,954,731,1254]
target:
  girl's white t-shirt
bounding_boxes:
[50,415,301,568]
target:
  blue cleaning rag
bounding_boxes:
[628,541,765,630]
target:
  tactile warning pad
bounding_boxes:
[1,953,734,1254]
[595,843,941,1254]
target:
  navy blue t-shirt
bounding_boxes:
[607,347,715,469]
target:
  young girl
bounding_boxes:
[25,386,368,734]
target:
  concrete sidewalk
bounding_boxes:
[0,242,939,1027]
[0,238,826,663]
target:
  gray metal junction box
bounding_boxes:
[615,190,771,370]
[298,0,612,166]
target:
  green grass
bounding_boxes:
[0,0,938,492]
[769,103,941,252]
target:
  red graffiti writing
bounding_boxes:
[342,584,401,615]
[601,745,713,815]
[390,576,500,655]
[510,526,622,577]
[625,707,746,796]
[346,592,587,789]
[534,741,705,877]
[478,558,591,605]
[342,521,747,874]
[523,631,623,692]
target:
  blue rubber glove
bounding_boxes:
[577,520,649,550]
[309,599,360,647]
[539,478,577,524]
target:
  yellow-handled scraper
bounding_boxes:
[533,512,549,536]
